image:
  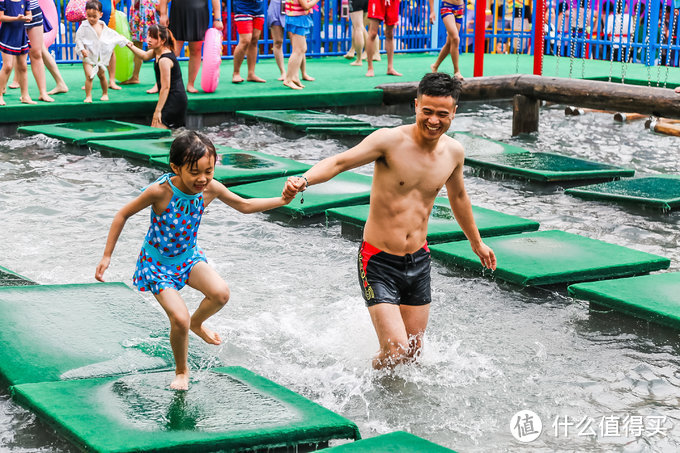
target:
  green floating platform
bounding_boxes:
[0,282,174,385]
[565,176,680,210]
[236,109,371,130]
[326,198,539,243]
[0,265,35,287]
[568,273,680,330]
[430,230,670,287]
[464,152,635,182]
[319,431,456,452]
[151,150,311,185]
[230,172,373,218]
[305,125,379,136]
[11,366,360,453]
[449,131,530,157]
[88,137,180,163]
[18,120,171,145]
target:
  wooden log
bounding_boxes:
[613,112,648,122]
[653,122,680,137]
[512,94,539,136]
[565,106,585,115]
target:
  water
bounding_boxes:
[1,104,680,452]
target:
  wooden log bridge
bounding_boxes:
[377,75,680,136]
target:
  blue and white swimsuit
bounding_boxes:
[133,174,207,294]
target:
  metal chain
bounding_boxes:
[663,11,679,88]
[645,0,652,86]
[656,5,669,86]
[622,1,640,82]
[608,0,623,82]
[569,4,577,78]
[582,0,592,79]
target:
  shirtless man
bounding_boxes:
[283,73,496,369]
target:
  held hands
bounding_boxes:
[282,176,307,200]
[472,242,497,271]
[95,256,110,282]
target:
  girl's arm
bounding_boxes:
[210,180,291,214]
[298,0,320,11]
[95,185,163,281]
[125,41,155,61]
[211,0,223,30]
[159,0,168,26]
[151,56,172,128]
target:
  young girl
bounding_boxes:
[283,0,319,90]
[75,0,130,103]
[125,24,185,129]
[0,0,33,106]
[95,131,293,390]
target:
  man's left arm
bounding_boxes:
[445,147,497,270]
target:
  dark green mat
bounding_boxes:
[430,230,670,287]
[568,273,680,330]
[18,120,171,145]
[305,126,380,136]
[11,366,360,453]
[229,173,373,218]
[236,110,372,130]
[565,176,680,210]
[326,198,539,243]
[0,282,175,385]
[150,150,311,185]
[464,152,635,182]
[449,131,530,157]
[88,138,180,163]
[319,431,456,452]
[0,265,35,287]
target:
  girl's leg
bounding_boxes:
[365,19,380,76]
[284,33,306,89]
[186,41,203,92]
[270,25,285,80]
[16,56,35,104]
[26,26,54,102]
[246,28,265,82]
[232,32,251,83]
[0,52,16,105]
[153,288,191,390]
[43,45,69,94]
[349,10,365,65]
[186,262,230,345]
[98,67,109,100]
[108,52,121,90]
[443,15,462,78]
[301,55,314,80]
[431,37,450,72]
[367,12,379,61]
[83,63,94,103]
[121,40,143,84]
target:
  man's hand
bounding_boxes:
[472,242,496,270]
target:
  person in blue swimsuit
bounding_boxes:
[0,0,33,105]
[95,131,295,390]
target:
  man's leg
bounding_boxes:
[400,304,430,361]
[384,24,401,76]
[367,303,410,369]
[365,18,380,76]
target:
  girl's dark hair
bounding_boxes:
[169,131,217,170]
[417,72,462,103]
[148,24,176,51]
[86,0,103,12]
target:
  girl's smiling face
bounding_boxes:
[85,8,103,27]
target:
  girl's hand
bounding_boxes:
[151,111,163,128]
[95,257,110,282]
[213,19,223,30]
[82,50,89,58]
[159,13,169,26]
[429,11,435,24]
[24,12,32,22]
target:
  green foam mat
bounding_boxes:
[150,150,311,185]
[230,173,372,218]
[11,366,360,453]
[568,273,680,330]
[305,126,380,136]
[18,120,171,145]
[236,110,371,130]
[0,282,175,385]
[449,131,530,157]
[319,431,456,452]
[565,176,680,210]
[88,138,179,162]
[0,265,35,287]
[430,230,670,287]
[464,152,635,182]
[326,198,539,243]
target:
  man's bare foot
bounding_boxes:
[84,96,93,103]
[186,85,199,93]
[47,84,68,95]
[170,373,189,391]
[101,94,109,101]
[247,75,266,83]
[39,94,55,102]
[454,72,464,80]
[190,322,222,345]
[292,79,305,88]
[8,82,19,89]
[430,63,438,73]
[20,96,36,104]
[350,59,363,66]
[232,74,245,83]
[387,68,402,76]
[109,82,122,90]
[283,80,302,90]
[120,78,140,85]
[146,86,159,94]
[302,73,314,81]
[365,68,375,77]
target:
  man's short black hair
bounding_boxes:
[417,72,462,103]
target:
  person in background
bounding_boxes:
[232,0,266,83]
[121,0,160,91]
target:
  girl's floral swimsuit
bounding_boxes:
[133,174,207,294]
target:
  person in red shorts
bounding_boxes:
[365,0,400,77]
[232,0,266,83]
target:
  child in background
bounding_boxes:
[0,0,33,105]
[75,0,130,102]
[95,131,295,390]
[283,0,319,89]
[429,0,464,79]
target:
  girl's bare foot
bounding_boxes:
[47,84,69,95]
[350,59,363,66]
[301,73,314,81]
[109,82,122,90]
[454,72,464,80]
[120,77,140,85]
[8,82,19,89]
[387,68,403,76]
[146,85,159,94]
[190,322,222,345]
[247,75,266,83]
[20,96,36,104]
[232,74,245,83]
[365,68,375,77]
[39,94,55,102]
[430,63,438,72]
[0,97,5,106]
[101,94,109,101]
[343,51,355,59]
[283,80,302,90]
[170,373,189,390]
[292,79,305,88]
[186,85,199,93]
[372,54,381,61]
[84,96,93,103]
[277,74,285,81]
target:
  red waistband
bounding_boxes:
[360,240,429,257]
